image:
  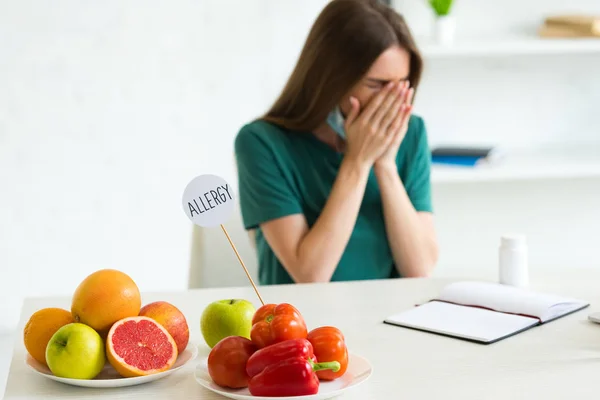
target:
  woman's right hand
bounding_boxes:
[343,81,405,169]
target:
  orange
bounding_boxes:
[23,308,74,366]
[71,269,141,337]
[106,316,178,377]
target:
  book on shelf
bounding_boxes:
[539,14,600,38]
[384,281,589,344]
[430,146,503,167]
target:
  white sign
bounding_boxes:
[182,174,235,227]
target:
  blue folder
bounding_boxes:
[431,155,482,167]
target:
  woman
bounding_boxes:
[234,0,439,285]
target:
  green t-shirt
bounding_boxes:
[234,115,433,285]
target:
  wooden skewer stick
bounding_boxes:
[220,224,265,306]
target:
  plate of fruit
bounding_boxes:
[195,302,372,399]
[23,269,197,388]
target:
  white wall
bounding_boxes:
[0,0,332,332]
[2,0,599,332]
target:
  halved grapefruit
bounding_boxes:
[106,316,178,378]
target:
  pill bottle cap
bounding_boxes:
[501,234,527,248]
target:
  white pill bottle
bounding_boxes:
[498,234,529,288]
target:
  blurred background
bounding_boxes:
[1,0,600,389]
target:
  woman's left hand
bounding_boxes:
[375,81,414,169]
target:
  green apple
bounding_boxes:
[45,322,105,379]
[200,299,256,348]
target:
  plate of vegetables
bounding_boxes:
[194,303,372,399]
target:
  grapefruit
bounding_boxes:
[23,308,74,366]
[106,316,178,377]
[71,269,141,336]
[139,301,190,354]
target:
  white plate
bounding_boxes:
[26,343,198,388]
[194,353,372,400]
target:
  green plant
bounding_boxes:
[428,0,454,16]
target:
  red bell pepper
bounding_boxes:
[246,338,315,378]
[250,303,308,348]
[307,326,349,380]
[247,339,340,397]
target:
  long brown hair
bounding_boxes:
[262,0,423,132]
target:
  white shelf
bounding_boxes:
[431,144,600,184]
[419,36,600,58]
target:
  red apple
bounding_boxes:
[139,301,190,354]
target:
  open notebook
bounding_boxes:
[384,281,589,344]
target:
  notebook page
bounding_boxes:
[437,281,587,322]
[385,301,539,343]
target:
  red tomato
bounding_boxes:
[207,336,257,388]
[250,303,308,348]
[307,326,348,380]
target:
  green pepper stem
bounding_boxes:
[308,358,341,373]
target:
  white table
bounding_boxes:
[4,268,600,399]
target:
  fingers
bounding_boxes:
[389,84,413,136]
[358,81,395,122]
[344,96,361,127]
[380,83,410,133]
[394,86,414,133]
[402,87,414,123]
[370,83,403,128]
[389,102,413,141]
